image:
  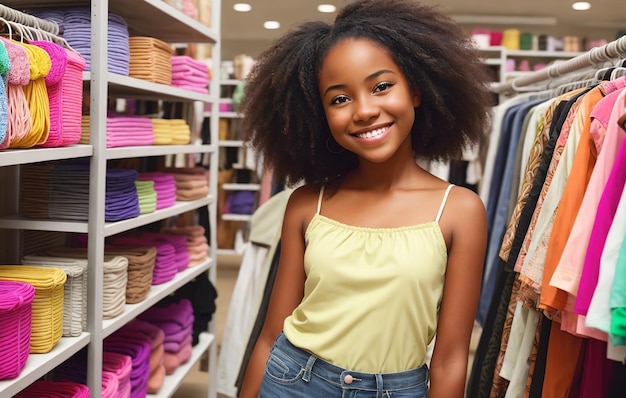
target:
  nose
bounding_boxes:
[352,95,379,122]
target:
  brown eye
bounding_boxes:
[373,82,393,93]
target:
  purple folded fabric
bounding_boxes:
[138,299,194,330]
[104,332,152,398]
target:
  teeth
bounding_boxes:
[356,127,386,139]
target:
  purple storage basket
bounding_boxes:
[0,280,35,380]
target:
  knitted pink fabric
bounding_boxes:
[60,49,86,146]
[0,38,30,149]
[31,41,67,148]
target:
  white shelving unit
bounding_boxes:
[215,78,260,254]
[0,1,221,397]
[479,46,584,101]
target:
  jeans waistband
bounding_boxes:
[275,332,429,392]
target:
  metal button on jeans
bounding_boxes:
[344,374,354,384]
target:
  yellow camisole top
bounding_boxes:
[283,184,453,373]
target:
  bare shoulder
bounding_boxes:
[446,185,486,217]
[439,185,487,247]
[283,184,322,230]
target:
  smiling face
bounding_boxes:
[318,38,421,164]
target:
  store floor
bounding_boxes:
[173,254,483,398]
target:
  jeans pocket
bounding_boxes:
[264,347,305,385]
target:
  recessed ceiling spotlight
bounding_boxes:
[572,2,591,10]
[233,3,252,12]
[318,4,337,13]
[264,21,281,30]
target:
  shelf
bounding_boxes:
[6,0,218,44]
[148,332,215,398]
[217,112,242,119]
[0,333,90,397]
[221,79,243,86]
[222,183,260,191]
[505,50,584,58]
[0,217,89,234]
[106,144,216,160]
[104,195,215,237]
[0,196,215,235]
[102,258,214,338]
[0,145,93,167]
[222,213,253,222]
[84,72,215,103]
[218,140,244,148]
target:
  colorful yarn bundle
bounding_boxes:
[0,40,9,147]
[14,380,90,397]
[0,37,31,150]
[0,266,66,354]
[0,280,35,380]
[10,40,52,149]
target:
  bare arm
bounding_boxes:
[238,187,312,398]
[429,188,487,398]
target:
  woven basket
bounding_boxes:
[0,280,35,380]
[0,266,66,354]
[13,380,90,397]
[22,256,88,337]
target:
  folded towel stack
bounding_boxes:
[129,37,173,85]
[171,55,210,94]
[150,118,191,145]
[161,225,210,266]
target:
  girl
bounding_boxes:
[238,0,493,396]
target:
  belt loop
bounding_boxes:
[302,355,317,383]
[375,373,383,397]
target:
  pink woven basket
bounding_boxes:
[0,280,35,380]
[14,380,90,397]
[60,49,86,146]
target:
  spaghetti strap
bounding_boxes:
[316,186,325,215]
[435,184,454,223]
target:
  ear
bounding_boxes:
[411,88,421,108]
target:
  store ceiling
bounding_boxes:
[220,0,625,42]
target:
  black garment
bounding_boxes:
[157,274,218,345]
[528,315,552,397]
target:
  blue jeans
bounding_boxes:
[259,333,429,397]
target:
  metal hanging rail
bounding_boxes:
[0,4,59,35]
[491,35,626,94]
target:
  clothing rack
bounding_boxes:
[0,4,59,34]
[492,35,626,94]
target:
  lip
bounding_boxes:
[350,123,393,144]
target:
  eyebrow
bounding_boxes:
[323,69,395,96]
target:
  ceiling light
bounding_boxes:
[317,4,337,13]
[572,2,591,10]
[264,21,281,30]
[233,3,251,12]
